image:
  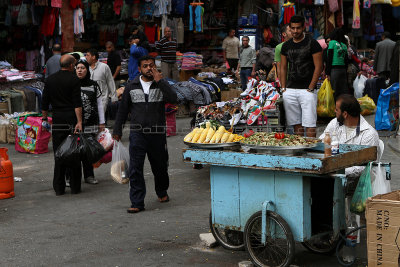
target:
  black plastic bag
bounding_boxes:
[55,135,81,166]
[80,134,107,164]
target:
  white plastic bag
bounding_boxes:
[353,75,367,98]
[110,141,130,184]
[96,128,114,151]
[371,163,391,196]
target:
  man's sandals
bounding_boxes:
[158,195,169,203]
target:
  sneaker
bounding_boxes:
[85,176,99,185]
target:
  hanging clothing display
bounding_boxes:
[74,8,84,35]
[328,0,339,13]
[177,18,184,44]
[114,0,123,15]
[352,0,361,29]
[70,0,83,9]
[41,8,59,37]
[279,2,296,25]
[304,9,314,33]
[189,4,204,32]
[91,1,100,21]
[51,0,62,8]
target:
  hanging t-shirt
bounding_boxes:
[328,40,347,66]
[280,35,322,89]
[51,0,62,8]
[114,0,123,15]
[70,0,82,9]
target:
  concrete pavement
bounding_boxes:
[0,116,399,266]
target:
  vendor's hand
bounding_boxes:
[151,67,163,82]
[74,122,82,134]
[98,124,105,133]
[326,75,330,81]
[113,134,121,141]
[251,71,256,77]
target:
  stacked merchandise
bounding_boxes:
[195,78,282,129]
[176,52,183,69]
[166,77,225,106]
[181,52,203,70]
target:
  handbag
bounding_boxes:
[15,113,52,154]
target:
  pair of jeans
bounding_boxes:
[128,132,169,209]
[240,68,252,90]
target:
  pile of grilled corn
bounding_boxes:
[184,122,244,144]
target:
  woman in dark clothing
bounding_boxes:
[75,60,105,185]
[326,28,349,100]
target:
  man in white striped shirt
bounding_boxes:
[319,94,380,178]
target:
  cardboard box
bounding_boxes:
[221,89,242,101]
[366,190,400,267]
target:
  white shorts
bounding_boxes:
[282,88,317,128]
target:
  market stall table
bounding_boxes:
[182,143,377,267]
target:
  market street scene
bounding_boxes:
[0,0,400,266]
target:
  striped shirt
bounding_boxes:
[156,36,177,63]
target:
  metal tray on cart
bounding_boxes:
[184,141,240,149]
[241,140,321,155]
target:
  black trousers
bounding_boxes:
[128,132,169,209]
[52,111,81,194]
[227,58,239,71]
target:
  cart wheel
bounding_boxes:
[302,229,343,255]
[244,211,295,267]
[209,212,245,251]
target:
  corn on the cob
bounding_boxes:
[209,132,218,143]
[184,129,196,142]
[221,132,231,143]
[197,129,209,143]
[205,128,215,143]
[214,131,224,143]
[192,128,203,143]
[197,122,210,143]
[227,133,235,143]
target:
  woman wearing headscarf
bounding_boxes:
[75,59,105,185]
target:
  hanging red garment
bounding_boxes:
[144,23,157,44]
[41,8,59,36]
[70,0,82,9]
[335,0,344,27]
[114,0,123,15]
[266,0,278,4]
[263,27,273,44]
[284,6,295,24]
[51,0,62,8]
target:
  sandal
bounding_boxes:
[158,195,170,203]
[127,207,145,213]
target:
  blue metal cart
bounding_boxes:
[183,143,377,267]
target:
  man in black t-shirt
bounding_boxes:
[42,55,83,196]
[280,15,323,137]
[106,42,122,83]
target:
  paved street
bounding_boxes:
[0,116,399,267]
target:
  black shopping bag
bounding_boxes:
[80,134,107,164]
[55,135,81,166]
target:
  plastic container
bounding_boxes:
[0,148,15,199]
[324,132,332,157]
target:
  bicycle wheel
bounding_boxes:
[209,212,245,251]
[244,211,295,267]
[302,229,343,255]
